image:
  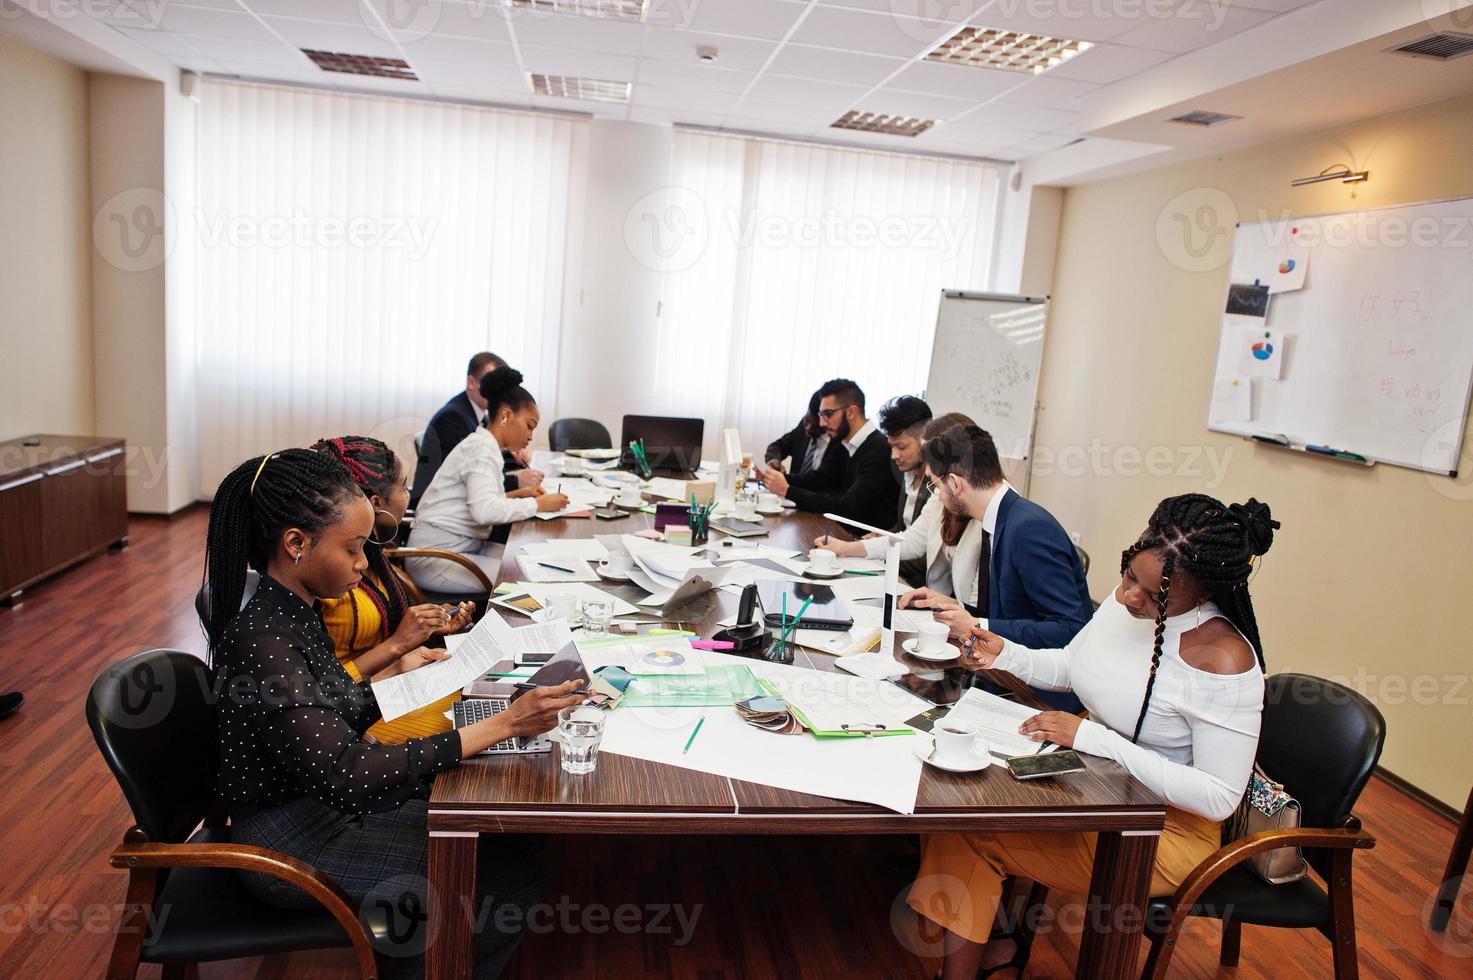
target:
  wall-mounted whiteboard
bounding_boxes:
[1209,196,1473,474]
[923,290,1046,461]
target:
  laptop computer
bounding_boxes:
[755,580,855,632]
[619,415,704,478]
[452,641,589,755]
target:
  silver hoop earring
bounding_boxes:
[369,509,398,546]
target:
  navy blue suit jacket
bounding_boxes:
[975,490,1093,651]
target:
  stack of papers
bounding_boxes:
[515,554,598,582]
[521,538,610,562]
[942,689,1054,759]
[491,582,641,617]
[534,477,614,520]
[372,610,521,721]
[763,671,923,738]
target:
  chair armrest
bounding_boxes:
[110,839,380,978]
[384,546,495,594]
[1169,818,1376,915]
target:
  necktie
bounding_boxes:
[975,529,992,617]
[800,438,819,474]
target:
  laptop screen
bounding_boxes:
[619,415,704,475]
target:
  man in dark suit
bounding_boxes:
[765,388,830,477]
[409,351,543,508]
[903,424,1091,710]
[757,378,900,532]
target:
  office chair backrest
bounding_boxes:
[87,650,221,845]
[1258,672,1386,877]
[549,418,613,453]
[194,569,261,628]
[1074,544,1090,576]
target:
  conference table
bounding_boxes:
[423,496,1166,979]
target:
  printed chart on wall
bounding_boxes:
[924,291,1047,463]
[1209,196,1473,474]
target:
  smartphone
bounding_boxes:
[594,507,624,520]
[1006,750,1087,780]
[515,652,555,667]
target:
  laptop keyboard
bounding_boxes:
[453,698,552,754]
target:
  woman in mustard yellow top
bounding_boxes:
[312,436,474,742]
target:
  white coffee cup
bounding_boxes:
[600,554,633,576]
[916,620,950,654]
[808,548,838,573]
[735,498,758,520]
[545,592,578,622]
[933,721,987,764]
[561,456,585,476]
[617,487,643,506]
[758,492,782,511]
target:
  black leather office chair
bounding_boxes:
[87,650,386,978]
[193,569,260,626]
[548,417,612,453]
[1142,672,1384,978]
[1074,543,1090,576]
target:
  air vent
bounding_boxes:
[928,26,1091,75]
[529,73,631,103]
[303,50,417,80]
[831,111,937,137]
[1168,110,1242,127]
[503,0,648,21]
[1387,32,1473,61]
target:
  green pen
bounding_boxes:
[683,717,705,754]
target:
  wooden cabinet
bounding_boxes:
[0,435,128,604]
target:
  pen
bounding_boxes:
[682,717,705,753]
[537,561,576,574]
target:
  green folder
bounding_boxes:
[757,679,913,739]
[619,665,766,708]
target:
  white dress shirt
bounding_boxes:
[900,470,923,529]
[842,417,877,455]
[412,427,536,539]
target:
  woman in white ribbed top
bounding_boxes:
[908,493,1279,979]
[406,367,567,593]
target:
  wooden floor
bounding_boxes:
[1,507,1469,979]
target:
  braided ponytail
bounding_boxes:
[1119,493,1280,742]
[203,449,362,657]
[310,436,410,631]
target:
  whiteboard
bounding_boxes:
[1210,196,1473,474]
[923,291,1047,461]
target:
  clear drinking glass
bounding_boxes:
[558,706,606,775]
[581,597,615,636]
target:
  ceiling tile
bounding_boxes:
[993,74,1098,110]
[947,100,1078,133]
[1006,132,1079,154]
[517,44,636,80]
[638,28,778,71]
[242,0,365,22]
[261,14,404,56]
[789,6,953,58]
[743,73,871,109]
[393,33,517,67]
[154,4,282,42]
[114,27,210,57]
[632,86,745,113]
[506,10,645,54]
[725,96,848,126]
[635,59,756,95]
[854,86,977,120]
[923,120,1037,147]
[410,61,526,90]
[1044,43,1174,84]
[383,1,513,43]
[887,59,1027,100]
[1233,0,1318,11]
[765,43,907,86]
[965,3,1142,43]
[722,115,823,138]
[172,33,309,67]
[684,0,809,40]
[1111,0,1276,54]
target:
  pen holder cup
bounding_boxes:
[763,633,795,665]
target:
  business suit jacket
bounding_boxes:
[969,489,1093,652]
[410,392,521,508]
[785,429,900,532]
[765,419,836,479]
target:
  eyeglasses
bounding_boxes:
[817,407,844,420]
[927,478,945,494]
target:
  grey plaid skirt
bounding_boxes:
[232,795,544,979]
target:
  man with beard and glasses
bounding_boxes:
[756,378,899,532]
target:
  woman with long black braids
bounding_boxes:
[206,448,583,977]
[907,493,1278,978]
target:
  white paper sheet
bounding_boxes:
[372,610,516,721]
[943,688,1050,759]
[834,650,908,680]
[588,650,927,813]
[1210,376,1253,424]
[492,582,641,618]
[521,539,611,561]
[516,555,598,582]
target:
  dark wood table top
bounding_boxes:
[0,434,125,481]
[429,498,1165,833]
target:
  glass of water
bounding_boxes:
[581,597,615,636]
[558,706,606,776]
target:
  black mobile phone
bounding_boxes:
[516,652,555,666]
[1006,750,1087,780]
[594,507,624,520]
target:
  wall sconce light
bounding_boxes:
[1290,164,1370,187]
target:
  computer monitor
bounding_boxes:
[619,415,704,477]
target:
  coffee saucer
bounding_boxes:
[902,638,959,662]
[914,737,995,773]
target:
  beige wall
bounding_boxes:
[0,35,93,441]
[1037,91,1473,808]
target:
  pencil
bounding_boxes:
[683,717,705,753]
